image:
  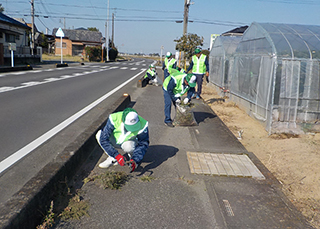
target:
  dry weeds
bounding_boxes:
[201,83,320,228]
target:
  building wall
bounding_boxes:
[0,26,30,56]
[55,38,72,56]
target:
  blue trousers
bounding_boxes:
[194,73,204,97]
[163,88,175,123]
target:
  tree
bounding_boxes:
[87,27,99,32]
[39,33,48,48]
[85,46,101,61]
[174,33,204,63]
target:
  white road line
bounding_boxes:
[30,70,43,73]
[130,68,137,70]
[60,75,75,79]
[44,78,61,82]
[0,87,15,93]
[0,69,145,174]
[21,81,43,86]
[120,67,128,69]
[11,72,26,75]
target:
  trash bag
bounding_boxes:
[174,103,198,126]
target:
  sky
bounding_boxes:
[4,0,320,54]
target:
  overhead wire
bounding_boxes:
[7,0,317,30]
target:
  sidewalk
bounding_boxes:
[54,70,313,228]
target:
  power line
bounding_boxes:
[9,12,244,27]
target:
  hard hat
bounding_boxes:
[122,108,141,132]
[186,74,197,87]
[194,48,201,54]
[166,52,172,57]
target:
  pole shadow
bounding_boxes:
[136,145,178,176]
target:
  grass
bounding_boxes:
[36,201,55,229]
[42,53,85,62]
[59,193,90,221]
[84,171,129,190]
[36,180,90,228]
[179,176,195,185]
[139,175,155,182]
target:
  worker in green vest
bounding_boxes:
[162,70,196,127]
[96,108,149,172]
[187,48,209,100]
[162,52,177,79]
[143,64,157,86]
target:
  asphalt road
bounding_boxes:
[0,58,154,204]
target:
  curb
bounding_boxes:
[56,63,69,68]
[0,94,131,229]
[0,65,33,73]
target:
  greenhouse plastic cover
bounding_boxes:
[210,22,320,134]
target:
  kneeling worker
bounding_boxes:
[143,64,157,85]
[162,70,196,127]
[96,108,149,172]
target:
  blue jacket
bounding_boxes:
[99,118,149,164]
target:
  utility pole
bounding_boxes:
[106,0,110,62]
[160,46,164,64]
[31,0,35,55]
[182,0,192,68]
[104,21,107,62]
[112,13,114,46]
[183,0,191,35]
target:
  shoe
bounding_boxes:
[164,122,174,127]
[196,95,201,100]
[191,93,196,99]
[99,156,118,168]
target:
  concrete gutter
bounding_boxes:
[0,94,131,229]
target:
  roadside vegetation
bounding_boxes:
[36,171,129,228]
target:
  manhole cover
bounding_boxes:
[187,152,265,179]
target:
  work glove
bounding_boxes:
[183,98,189,104]
[129,159,136,172]
[205,72,209,83]
[175,98,181,105]
[115,154,126,166]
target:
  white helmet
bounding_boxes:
[166,52,172,57]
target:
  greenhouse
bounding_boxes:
[209,36,242,90]
[210,22,320,134]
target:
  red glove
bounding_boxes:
[115,154,125,166]
[129,159,136,172]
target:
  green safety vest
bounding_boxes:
[192,54,207,74]
[144,68,156,78]
[109,111,148,145]
[163,70,189,97]
[165,57,176,73]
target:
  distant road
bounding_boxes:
[0,58,153,174]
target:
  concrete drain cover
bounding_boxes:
[187,152,265,179]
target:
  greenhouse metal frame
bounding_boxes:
[210,22,320,134]
[209,35,242,90]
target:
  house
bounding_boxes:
[0,12,31,65]
[52,28,103,57]
[221,25,248,36]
